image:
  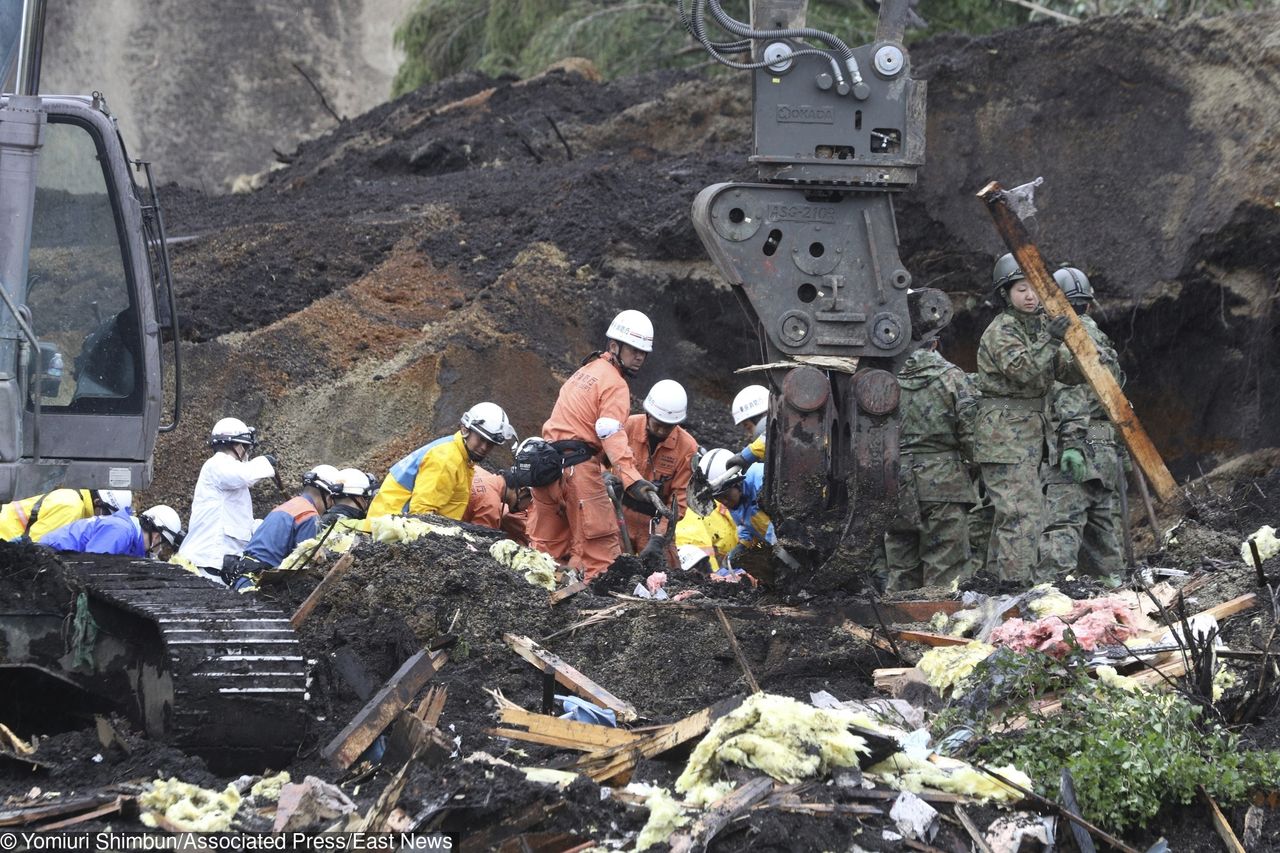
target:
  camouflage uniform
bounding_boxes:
[965,372,994,576]
[1039,314,1125,580]
[882,348,979,591]
[974,308,1066,583]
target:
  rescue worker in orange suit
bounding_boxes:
[529,310,658,581]
[465,467,533,545]
[367,402,516,520]
[616,379,697,567]
[221,464,341,592]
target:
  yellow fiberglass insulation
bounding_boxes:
[1242,526,1280,566]
[916,641,994,696]
[371,515,470,543]
[139,778,242,831]
[1095,665,1142,693]
[1024,584,1074,618]
[489,539,559,590]
[636,787,691,851]
[868,753,1031,804]
[674,693,869,804]
[249,770,291,801]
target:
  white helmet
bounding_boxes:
[677,544,711,573]
[698,448,744,494]
[643,379,687,425]
[209,417,257,448]
[460,402,516,444]
[140,505,185,548]
[302,464,342,494]
[731,385,770,425]
[335,468,377,498]
[606,309,654,353]
[96,489,132,512]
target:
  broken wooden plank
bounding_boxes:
[549,580,589,605]
[0,793,121,827]
[290,552,355,629]
[715,606,761,694]
[322,648,448,769]
[669,776,774,853]
[459,801,565,853]
[504,634,637,723]
[892,629,969,648]
[844,788,975,806]
[977,180,1176,501]
[29,797,125,832]
[843,621,898,655]
[1199,785,1246,853]
[1202,592,1258,621]
[384,712,453,768]
[753,801,883,817]
[574,695,745,784]
[954,805,995,853]
[882,600,964,621]
[417,685,448,728]
[493,705,640,750]
[497,833,592,853]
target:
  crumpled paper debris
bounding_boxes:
[489,539,558,589]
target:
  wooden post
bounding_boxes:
[976,181,1177,502]
[504,634,638,723]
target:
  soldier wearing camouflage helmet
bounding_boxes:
[974,253,1074,582]
[877,324,979,591]
[1038,266,1126,584]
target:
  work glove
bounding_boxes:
[261,453,279,471]
[626,478,660,504]
[725,453,751,473]
[639,532,668,569]
[603,472,624,497]
[1060,448,1087,483]
[1046,314,1070,342]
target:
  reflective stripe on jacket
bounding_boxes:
[0,489,95,541]
[729,463,775,546]
[243,496,321,568]
[368,432,475,521]
[541,352,641,487]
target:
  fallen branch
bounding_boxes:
[954,805,995,853]
[291,61,344,124]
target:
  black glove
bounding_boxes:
[626,478,659,503]
[603,472,624,497]
[725,453,751,473]
[262,453,279,470]
[639,533,668,568]
[1046,314,1070,341]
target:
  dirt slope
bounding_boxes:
[148,11,1280,514]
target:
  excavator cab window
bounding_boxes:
[24,115,142,414]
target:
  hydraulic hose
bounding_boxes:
[703,0,864,86]
[687,0,845,82]
[677,0,749,53]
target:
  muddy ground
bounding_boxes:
[5,7,1280,850]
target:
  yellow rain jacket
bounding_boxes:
[0,489,95,541]
[368,432,476,520]
[675,500,740,571]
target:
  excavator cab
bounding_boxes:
[0,0,180,501]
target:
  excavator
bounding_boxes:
[682,0,951,569]
[0,0,305,769]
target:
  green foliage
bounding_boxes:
[940,651,1280,833]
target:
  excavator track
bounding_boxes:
[1,553,309,771]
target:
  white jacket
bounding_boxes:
[178,452,276,570]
